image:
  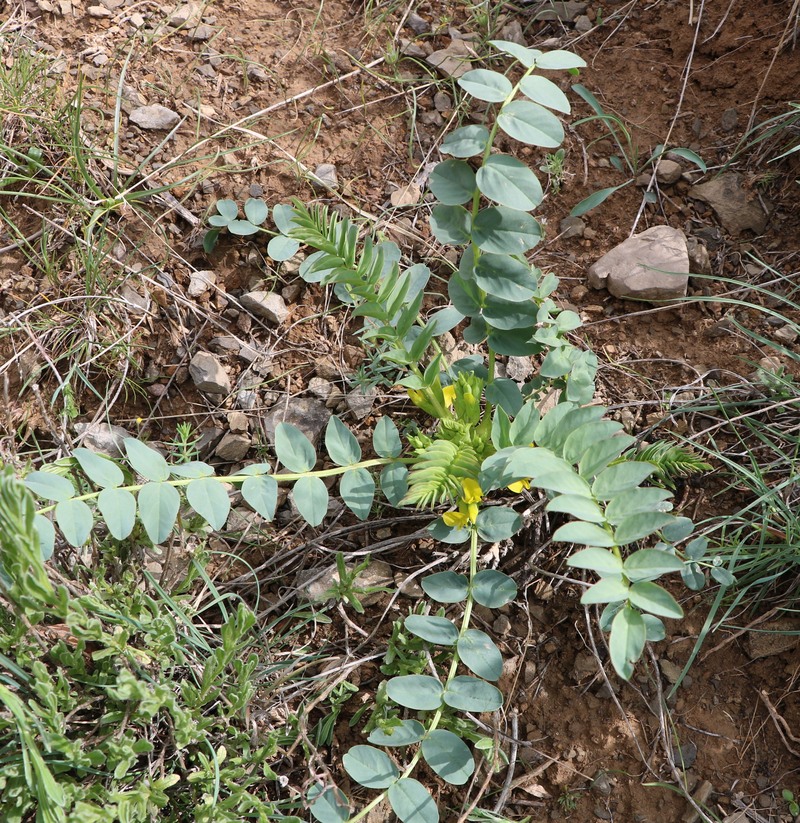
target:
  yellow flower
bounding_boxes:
[508,478,531,493]
[408,389,426,407]
[443,478,483,529]
[442,384,456,407]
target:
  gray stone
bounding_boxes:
[560,215,585,239]
[308,377,334,400]
[214,432,251,462]
[240,291,289,325]
[227,411,249,433]
[189,352,231,394]
[591,770,613,796]
[500,19,526,46]
[262,397,331,447]
[247,64,269,83]
[425,40,473,79]
[659,659,682,684]
[433,91,452,113]
[129,104,180,130]
[406,12,429,34]
[87,4,112,15]
[686,237,711,274]
[311,163,338,190]
[533,1,587,21]
[187,269,215,297]
[773,324,799,344]
[120,283,151,315]
[209,336,241,356]
[237,390,258,410]
[670,739,697,769]
[574,14,593,32]
[720,107,739,133]
[506,356,534,382]
[166,1,202,27]
[74,422,131,456]
[690,172,771,235]
[188,23,214,40]
[588,226,690,301]
[655,159,682,185]
[346,387,377,420]
[399,38,427,59]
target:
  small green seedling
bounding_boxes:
[783,788,799,816]
[204,198,301,260]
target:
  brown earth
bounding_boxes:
[1,0,800,821]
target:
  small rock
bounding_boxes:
[74,422,131,456]
[588,226,690,301]
[120,283,152,315]
[744,620,800,659]
[346,387,376,420]
[227,411,248,433]
[311,163,338,190]
[240,291,290,325]
[533,1,587,21]
[493,614,512,635]
[591,770,613,796]
[574,14,593,32]
[262,397,331,447]
[390,183,421,207]
[584,227,597,240]
[433,91,452,112]
[571,284,589,301]
[720,107,739,133]
[671,739,697,769]
[524,660,537,684]
[315,355,341,381]
[655,159,683,185]
[560,215,585,239]
[399,38,427,59]
[189,352,231,394]
[773,324,798,344]
[166,1,201,27]
[130,104,181,130]
[690,172,771,235]
[187,269,215,297]
[87,4,112,15]
[308,377,334,400]
[686,237,711,274]
[237,390,258,410]
[188,23,214,40]
[405,12,429,34]
[681,780,713,823]
[214,432,251,462]
[593,806,612,820]
[500,19,526,45]
[506,356,534,382]
[247,64,269,82]
[425,39,473,79]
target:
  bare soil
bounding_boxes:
[2,0,800,820]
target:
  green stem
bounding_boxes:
[346,527,480,823]
[36,458,402,515]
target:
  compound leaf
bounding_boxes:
[609,606,646,680]
[137,482,180,544]
[275,423,316,472]
[458,68,512,102]
[291,476,328,527]
[368,720,426,747]
[55,499,93,547]
[186,477,230,530]
[24,471,75,502]
[476,155,543,211]
[374,417,402,458]
[97,488,136,541]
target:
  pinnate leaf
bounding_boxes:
[241,474,278,520]
[25,471,75,502]
[342,746,398,789]
[340,468,375,520]
[472,569,517,607]
[592,462,655,500]
[124,438,170,482]
[388,779,438,823]
[137,482,180,544]
[291,476,328,527]
[457,630,503,681]
[97,488,136,541]
[55,499,93,547]
[404,615,458,646]
[421,730,475,786]
[443,676,503,712]
[325,417,361,466]
[73,447,124,488]
[386,675,443,710]
[275,422,316,472]
[186,477,231,530]
[422,571,469,603]
[609,606,646,680]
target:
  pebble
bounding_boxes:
[591,770,613,796]
[189,352,231,394]
[560,215,585,239]
[534,0,587,21]
[239,291,290,325]
[405,12,429,34]
[346,387,377,420]
[311,163,339,190]
[425,39,473,79]
[655,159,683,185]
[167,1,202,27]
[188,23,214,40]
[773,324,798,344]
[227,411,248,433]
[690,172,771,235]
[262,397,331,447]
[500,19,526,45]
[574,14,593,32]
[214,432,251,462]
[390,183,421,207]
[681,780,713,823]
[237,390,258,410]
[671,739,698,769]
[433,91,452,112]
[87,4,112,15]
[187,269,215,297]
[399,39,427,59]
[506,356,534,382]
[247,64,269,83]
[720,107,739,132]
[129,104,181,130]
[74,422,131,456]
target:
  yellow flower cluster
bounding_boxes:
[443,478,482,529]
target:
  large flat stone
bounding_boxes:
[588,226,689,301]
[690,172,771,235]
